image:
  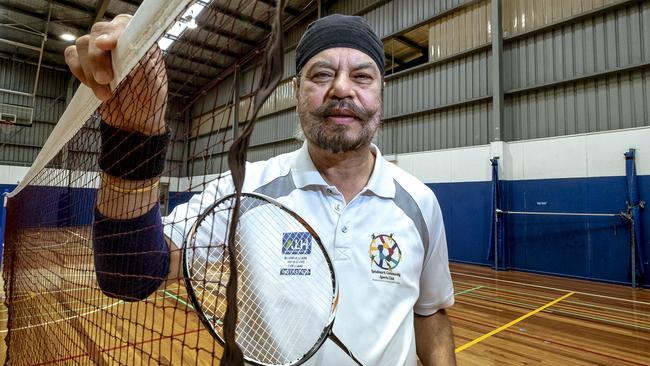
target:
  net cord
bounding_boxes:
[222,2,285,364]
[7,0,193,198]
[496,209,625,218]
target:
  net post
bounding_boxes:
[628,207,637,289]
[494,209,498,271]
[0,189,8,266]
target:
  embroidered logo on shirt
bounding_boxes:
[368,233,402,284]
[280,232,312,276]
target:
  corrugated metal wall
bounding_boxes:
[503,0,650,140]
[379,100,492,153]
[504,68,650,140]
[365,0,472,39]
[4,0,648,176]
[183,0,650,175]
[384,50,492,117]
[0,59,66,165]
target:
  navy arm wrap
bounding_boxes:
[93,204,170,302]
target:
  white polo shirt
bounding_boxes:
[163,142,454,366]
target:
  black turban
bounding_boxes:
[296,14,385,76]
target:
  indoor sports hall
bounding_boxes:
[0,0,648,365]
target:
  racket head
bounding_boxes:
[182,192,339,366]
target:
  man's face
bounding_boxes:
[296,47,382,154]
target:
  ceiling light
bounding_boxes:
[60,33,76,42]
[187,18,198,29]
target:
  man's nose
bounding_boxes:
[329,73,355,100]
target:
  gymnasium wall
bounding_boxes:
[390,126,650,286]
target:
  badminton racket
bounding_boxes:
[182,192,364,366]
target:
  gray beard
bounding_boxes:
[306,121,375,154]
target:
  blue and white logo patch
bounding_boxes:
[282,232,312,255]
[281,232,312,276]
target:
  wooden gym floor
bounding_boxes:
[0,259,648,365]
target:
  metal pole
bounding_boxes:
[31,2,52,107]
[494,210,499,271]
[630,214,636,288]
[491,0,504,142]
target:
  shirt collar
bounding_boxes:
[291,141,395,199]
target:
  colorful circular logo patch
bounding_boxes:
[368,234,402,271]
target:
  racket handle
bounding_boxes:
[329,332,365,366]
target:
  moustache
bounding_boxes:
[310,99,374,121]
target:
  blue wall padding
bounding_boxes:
[168,191,196,212]
[8,185,98,227]
[6,185,196,229]
[428,181,493,266]
[3,175,648,287]
[503,177,630,283]
[430,176,649,287]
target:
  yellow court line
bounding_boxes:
[455,291,574,353]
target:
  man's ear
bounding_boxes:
[292,76,300,100]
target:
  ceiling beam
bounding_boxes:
[164,49,227,71]
[175,37,241,59]
[394,35,427,55]
[384,52,405,66]
[256,0,301,16]
[209,3,271,31]
[1,3,87,34]
[93,0,113,23]
[201,22,258,47]
[166,64,212,82]
[0,38,41,52]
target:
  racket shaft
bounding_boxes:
[329,332,365,366]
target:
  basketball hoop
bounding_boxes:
[0,123,16,135]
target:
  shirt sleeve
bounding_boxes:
[413,193,454,316]
[163,173,235,249]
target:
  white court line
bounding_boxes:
[0,299,123,333]
[65,228,89,241]
[451,271,650,306]
[0,291,189,324]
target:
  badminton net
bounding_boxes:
[1,0,297,364]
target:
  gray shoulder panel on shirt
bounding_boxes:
[253,172,297,199]
[392,179,429,257]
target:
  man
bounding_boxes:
[66,12,456,366]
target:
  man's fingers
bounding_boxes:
[87,35,113,85]
[64,45,86,85]
[94,14,132,51]
[71,35,113,101]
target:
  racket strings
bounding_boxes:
[187,194,337,365]
[233,198,333,363]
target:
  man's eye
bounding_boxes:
[312,72,334,81]
[354,74,373,83]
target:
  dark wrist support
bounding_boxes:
[99,121,171,180]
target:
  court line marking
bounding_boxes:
[455,290,650,331]
[162,289,224,325]
[451,271,650,305]
[448,313,648,366]
[162,289,195,310]
[454,285,483,296]
[455,291,574,353]
[453,279,650,320]
[0,299,123,333]
[33,327,206,365]
[0,291,187,323]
